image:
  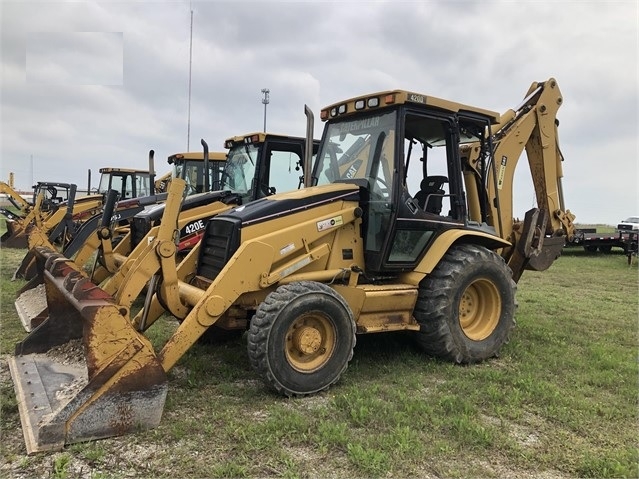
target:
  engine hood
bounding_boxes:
[134,190,237,222]
[221,183,361,226]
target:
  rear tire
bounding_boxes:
[247,281,356,396]
[414,244,516,363]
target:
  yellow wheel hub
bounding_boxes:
[286,314,335,372]
[459,278,501,341]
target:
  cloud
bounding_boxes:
[1,0,636,224]
[26,32,123,85]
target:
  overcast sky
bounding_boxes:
[1,0,637,224]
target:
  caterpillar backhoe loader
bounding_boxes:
[1,164,159,249]
[8,78,575,453]
[14,133,317,332]
[13,149,227,281]
[1,181,81,248]
[85,133,317,286]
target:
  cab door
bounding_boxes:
[377,110,465,272]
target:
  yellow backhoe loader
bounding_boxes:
[13,148,227,281]
[9,78,575,453]
[14,133,317,332]
[1,164,159,249]
[1,181,81,248]
[0,181,32,214]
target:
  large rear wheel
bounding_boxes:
[414,244,516,363]
[247,281,356,396]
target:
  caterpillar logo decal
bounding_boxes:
[317,215,343,232]
[497,156,507,190]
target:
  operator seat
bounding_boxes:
[414,176,448,214]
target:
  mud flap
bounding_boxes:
[9,247,168,454]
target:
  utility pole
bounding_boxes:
[261,88,270,132]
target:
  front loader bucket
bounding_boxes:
[0,219,29,249]
[15,247,63,331]
[13,225,57,281]
[9,247,168,454]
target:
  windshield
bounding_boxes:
[34,184,69,206]
[97,173,112,195]
[97,172,150,198]
[136,173,151,196]
[172,162,185,182]
[221,143,260,199]
[174,160,224,193]
[313,111,397,198]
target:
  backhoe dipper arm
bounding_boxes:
[465,78,576,278]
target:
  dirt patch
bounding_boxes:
[481,412,544,448]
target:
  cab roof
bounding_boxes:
[320,89,501,124]
[224,132,305,146]
[167,151,227,164]
[98,167,151,174]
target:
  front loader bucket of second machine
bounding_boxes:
[13,225,58,282]
[8,247,168,454]
[0,218,30,249]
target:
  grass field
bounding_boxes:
[0,232,637,478]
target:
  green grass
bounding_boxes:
[1,224,637,478]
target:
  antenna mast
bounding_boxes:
[187,6,193,151]
[261,88,270,132]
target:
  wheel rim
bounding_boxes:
[459,278,501,341]
[285,313,336,373]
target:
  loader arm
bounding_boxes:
[157,199,363,371]
[0,181,32,211]
[0,190,46,248]
[101,179,186,308]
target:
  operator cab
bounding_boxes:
[98,168,154,199]
[221,133,319,205]
[168,152,227,194]
[32,182,74,212]
[312,91,499,273]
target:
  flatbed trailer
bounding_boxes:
[565,228,638,260]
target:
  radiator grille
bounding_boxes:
[197,217,241,280]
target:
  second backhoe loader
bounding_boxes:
[1,181,80,248]
[9,78,575,454]
[14,132,317,333]
[86,132,317,285]
[13,149,227,282]
[1,164,158,249]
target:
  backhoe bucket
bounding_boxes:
[0,219,29,249]
[9,247,168,454]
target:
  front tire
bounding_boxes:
[414,244,516,363]
[247,281,356,396]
